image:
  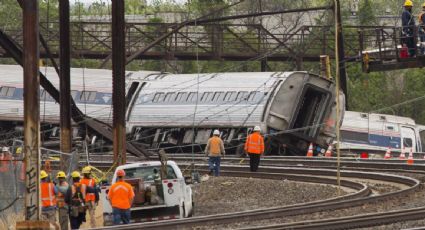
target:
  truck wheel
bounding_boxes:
[188,201,195,217]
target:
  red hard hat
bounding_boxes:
[116,169,126,177]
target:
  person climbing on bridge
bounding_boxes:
[205,129,225,176]
[418,2,425,54]
[40,170,58,223]
[56,171,70,230]
[81,166,99,228]
[108,169,134,225]
[244,126,264,172]
[402,0,416,57]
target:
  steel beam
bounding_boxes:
[59,0,72,170]
[0,29,151,159]
[22,0,40,221]
[112,0,126,165]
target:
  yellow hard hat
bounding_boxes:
[71,171,81,178]
[404,0,413,7]
[82,166,91,174]
[16,147,22,154]
[40,170,48,179]
[423,2,425,7]
[57,171,66,178]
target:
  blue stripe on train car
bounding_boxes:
[344,134,401,149]
[368,134,401,148]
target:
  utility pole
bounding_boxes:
[59,0,72,172]
[335,0,348,107]
[16,0,47,228]
[112,0,126,165]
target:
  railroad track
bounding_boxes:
[240,207,425,230]
[91,166,419,230]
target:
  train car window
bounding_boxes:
[80,91,97,102]
[341,130,369,143]
[386,126,394,130]
[40,89,53,101]
[236,91,248,101]
[403,138,413,148]
[176,92,188,102]
[0,86,15,97]
[164,92,176,102]
[420,130,425,151]
[224,91,236,101]
[71,90,78,99]
[201,92,213,102]
[247,91,258,102]
[212,92,224,101]
[187,92,198,102]
[152,92,164,102]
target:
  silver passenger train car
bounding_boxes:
[0,65,115,142]
[126,71,343,155]
[0,65,342,155]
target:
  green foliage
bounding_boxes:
[357,0,376,26]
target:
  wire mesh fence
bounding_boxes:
[0,139,80,228]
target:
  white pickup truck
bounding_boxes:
[101,161,194,225]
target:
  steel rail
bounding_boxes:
[239,206,425,230]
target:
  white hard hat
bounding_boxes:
[253,126,261,132]
[213,130,220,135]
[2,147,9,152]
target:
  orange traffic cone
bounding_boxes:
[407,148,414,165]
[399,147,406,160]
[324,144,332,157]
[306,143,314,157]
[384,147,392,159]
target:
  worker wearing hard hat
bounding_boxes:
[402,0,416,57]
[55,171,70,230]
[81,166,99,228]
[204,129,225,176]
[244,126,265,172]
[419,3,425,54]
[69,171,87,230]
[108,169,134,225]
[40,170,57,223]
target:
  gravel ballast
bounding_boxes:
[192,176,347,217]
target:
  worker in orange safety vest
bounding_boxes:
[40,170,57,223]
[244,126,265,172]
[81,166,99,228]
[205,129,225,176]
[56,171,70,230]
[108,169,134,225]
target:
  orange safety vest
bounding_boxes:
[0,155,12,172]
[81,178,96,202]
[108,181,135,210]
[41,182,57,207]
[207,136,223,156]
[244,132,264,154]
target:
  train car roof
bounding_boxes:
[0,64,158,92]
[344,111,416,126]
[129,71,303,91]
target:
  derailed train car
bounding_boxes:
[0,65,343,155]
[126,71,344,155]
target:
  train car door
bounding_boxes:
[418,126,425,153]
[401,126,416,152]
[125,81,146,121]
